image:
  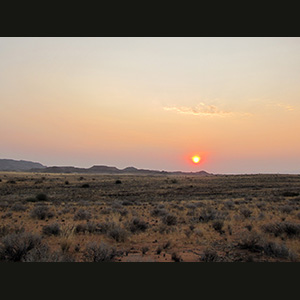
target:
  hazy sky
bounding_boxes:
[1,37,300,173]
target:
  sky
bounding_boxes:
[1,37,300,174]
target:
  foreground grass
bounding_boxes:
[0,172,300,262]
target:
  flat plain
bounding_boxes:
[1,171,300,262]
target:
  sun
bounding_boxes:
[192,155,201,164]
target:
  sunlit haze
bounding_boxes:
[1,37,300,174]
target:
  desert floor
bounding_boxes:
[1,172,300,262]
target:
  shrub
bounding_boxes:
[30,206,54,220]
[23,243,51,262]
[83,242,117,262]
[212,220,224,233]
[156,246,162,255]
[237,232,265,252]
[151,208,168,217]
[65,181,69,185]
[263,241,295,259]
[237,231,295,260]
[0,232,42,262]
[171,252,181,262]
[36,193,48,201]
[42,223,61,236]
[100,208,112,215]
[1,212,12,219]
[142,246,149,255]
[121,200,133,206]
[129,218,148,233]
[75,222,103,234]
[162,214,177,226]
[282,191,299,197]
[10,203,27,212]
[26,197,39,203]
[240,207,252,218]
[280,205,294,214]
[162,241,171,249]
[115,180,122,184]
[201,249,219,262]
[107,225,127,242]
[262,222,300,238]
[224,200,235,209]
[74,209,92,221]
[81,184,90,188]
[198,207,222,223]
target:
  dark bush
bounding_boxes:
[282,191,299,197]
[121,200,133,206]
[240,207,252,218]
[162,213,177,226]
[237,231,295,260]
[237,232,265,252]
[156,246,162,254]
[0,232,42,262]
[100,207,112,215]
[10,203,27,212]
[36,193,48,201]
[75,222,103,234]
[263,241,295,259]
[201,249,219,262]
[107,225,127,242]
[198,207,223,223]
[65,181,69,185]
[81,184,90,188]
[83,242,117,262]
[262,222,300,238]
[74,209,92,221]
[224,200,235,209]
[142,246,149,255]
[212,220,224,233]
[151,208,168,217]
[129,218,148,233]
[30,206,54,220]
[42,223,61,236]
[280,205,294,214]
[26,197,39,203]
[171,252,182,262]
[115,180,122,184]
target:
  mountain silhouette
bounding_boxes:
[0,158,211,175]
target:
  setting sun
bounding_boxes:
[192,156,201,164]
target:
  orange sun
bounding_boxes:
[192,155,201,164]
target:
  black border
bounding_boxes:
[1,7,299,294]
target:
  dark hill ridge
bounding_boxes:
[0,159,211,175]
[30,165,211,175]
[0,159,45,171]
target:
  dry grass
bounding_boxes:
[0,171,300,262]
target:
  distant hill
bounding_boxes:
[0,159,46,171]
[0,158,211,175]
[30,164,211,176]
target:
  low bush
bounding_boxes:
[83,242,117,262]
[129,218,148,233]
[0,232,42,262]
[162,213,177,226]
[74,209,92,221]
[30,206,54,220]
[262,222,300,238]
[42,223,61,236]
[10,203,27,212]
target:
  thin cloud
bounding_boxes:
[273,103,295,111]
[163,103,234,117]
